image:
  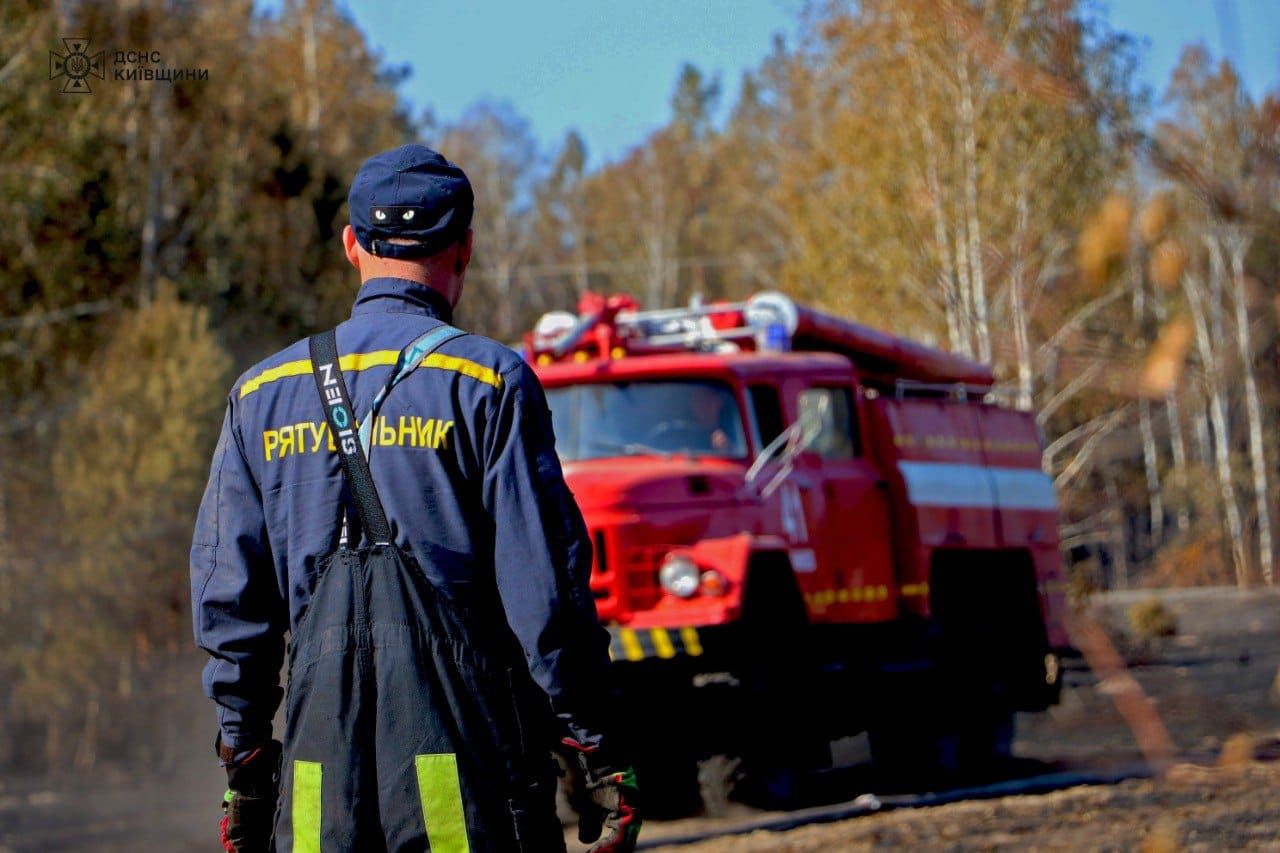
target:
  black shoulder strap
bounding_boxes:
[309,330,393,545]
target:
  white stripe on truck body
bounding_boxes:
[897,461,1057,511]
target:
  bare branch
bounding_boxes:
[0,301,115,332]
[1035,282,1127,364]
[1054,406,1130,490]
[1037,359,1106,425]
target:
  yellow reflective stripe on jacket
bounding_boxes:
[239,351,399,399]
[420,353,502,389]
[238,350,501,399]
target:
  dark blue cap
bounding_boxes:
[348,145,474,260]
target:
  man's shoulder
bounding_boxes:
[226,323,531,404]
[436,329,529,391]
[229,337,313,403]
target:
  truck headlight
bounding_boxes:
[659,554,700,599]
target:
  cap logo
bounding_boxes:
[368,205,432,231]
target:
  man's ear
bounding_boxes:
[455,228,474,275]
[342,225,361,271]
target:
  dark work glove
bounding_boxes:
[219,740,282,853]
[561,738,641,853]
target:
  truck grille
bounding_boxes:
[623,545,670,609]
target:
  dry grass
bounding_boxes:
[1127,597,1178,639]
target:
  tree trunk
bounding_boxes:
[138,86,168,304]
[952,196,974,358]
[1226,230,1273,584]
[1193,397,1212,466]
[956,56,990,364]
[906,48,963,354]
[73,691,100,770]
[1104,472,1129,589]
[44,716,61,781]
[302,0,323,149]
[1165,390,1191,533]
[1139,398,1164,552]
[1009,175,1033,410]
[572,220,590,297]
[1183,271,1250,586]
[0,464,7,618]
[495,260,513,340]
[1206,384,1248,586]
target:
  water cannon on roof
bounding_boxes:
[526,291,995,391]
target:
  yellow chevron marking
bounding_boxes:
[651,628,676,659]
[619,629,644,662]
[679,627,703,657]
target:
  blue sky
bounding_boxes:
[324,0,1279,167]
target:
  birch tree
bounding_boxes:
[1157,47,1277,585]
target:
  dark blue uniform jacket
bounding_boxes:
[191,277,611,754]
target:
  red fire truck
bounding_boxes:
[528,292,1068,811]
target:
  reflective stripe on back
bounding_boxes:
[415,753,471,853]
[237,348,501,400]
[420,353,502,389]
[239,351,400,399]
[292,759,323,853]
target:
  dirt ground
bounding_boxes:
[646,760,1280,852]
[2,587,1278,852]
[630,586,1280,852]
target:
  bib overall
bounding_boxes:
[271,326,561,853]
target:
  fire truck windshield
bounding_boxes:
[546,380,748,461]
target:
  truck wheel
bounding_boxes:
[732,555,828,807]
[943,702,1014,776]
[867,668,1015,785]
[866,668,943,786]
[935,677,1015,779]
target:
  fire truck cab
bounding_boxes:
[529,293,1069,811]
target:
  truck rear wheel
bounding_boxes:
[944,700,1014,774]
[868,549,1049,784]
[867,666,1014,784]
